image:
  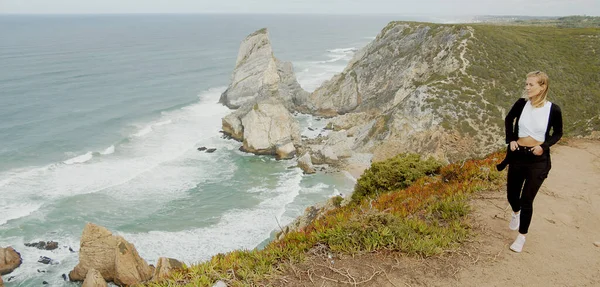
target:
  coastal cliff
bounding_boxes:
[302,22,600,163]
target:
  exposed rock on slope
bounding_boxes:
[219,28,308,110]
[300,23,481,162]
[69,223,154,286]
[152,257,184,282]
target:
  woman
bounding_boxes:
[501,71,563,253]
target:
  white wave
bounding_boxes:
[63,151,93,165]
[154,119,172,127]
[316,54,348,64]
[327,47,358,53]
[343,170,358,183]
[100,145,115,155]
[301,182,331,194]
[0,235,80,286]
[0,202,43,225]
[330,188,344,197]
[122,169,304,264]
[133,125,153,137]
[0,87,230,202]
[132,118,173,138]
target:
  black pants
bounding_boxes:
[506,145,549,234]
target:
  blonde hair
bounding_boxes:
[526,71,549,108]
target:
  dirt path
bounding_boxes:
[272,139,600,287]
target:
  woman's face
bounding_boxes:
[526,76,544,98]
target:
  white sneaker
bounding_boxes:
[509,212,520,231]
[510,234,526,253]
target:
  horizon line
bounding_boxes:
[0,12,595,17]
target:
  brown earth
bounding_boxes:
[269,139,600,287]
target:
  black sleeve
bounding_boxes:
[541,104,563,152]
[505,98,525,144]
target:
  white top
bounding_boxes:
[518,100,552,142]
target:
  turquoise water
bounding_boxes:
[0,14,430,286]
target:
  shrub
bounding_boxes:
[352,153,442,202]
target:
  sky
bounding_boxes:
[1,0,599,16]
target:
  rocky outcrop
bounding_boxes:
[220,28,309,159]
[0,274,3,287]
[0,247,21,275]
[82,269,107,287]
[152,257,184,281]
[297,152,316,174]
[298,22,506,163]
[219,28,308,110]
[25,241,59,250]
[304,23,464,116]
[239,101,301,159]
[69,223,154,286]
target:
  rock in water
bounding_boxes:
[298,152,316,174]
[240,102,301,158]
[37,256,53,265]
[0,247,22,275]
[25,241,59,251]
[219,28,308,110]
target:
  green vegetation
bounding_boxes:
[511,16,600,28]
[146,152,505,286]
[352,153,441,202]
[417,22,600,136]
[466,24,600,135]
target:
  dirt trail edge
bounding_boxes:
[271,139,600,287]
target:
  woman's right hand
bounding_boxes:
[510,141,518,151]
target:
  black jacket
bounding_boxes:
[496,98,563,171]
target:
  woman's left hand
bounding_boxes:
[531,145,544,156]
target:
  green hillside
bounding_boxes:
[427,23,600,137]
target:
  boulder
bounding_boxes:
[276,141,296,160]
[219,28,307,110]
[298,153,316,174]
[0,275,3,287]
[69,223,154,286]
[152,257,184,281]
[213,280,228,287]
[222,111,244,141]
[240,102,301,158]
[0,247,22,275]
[82,269,107,287]
[37,256,55,265]
[25,241,59,251]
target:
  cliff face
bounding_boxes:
[302,23,485,162]
[304,22,600,163]
[304,24,464,116]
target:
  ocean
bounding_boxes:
[0,14,437,286]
